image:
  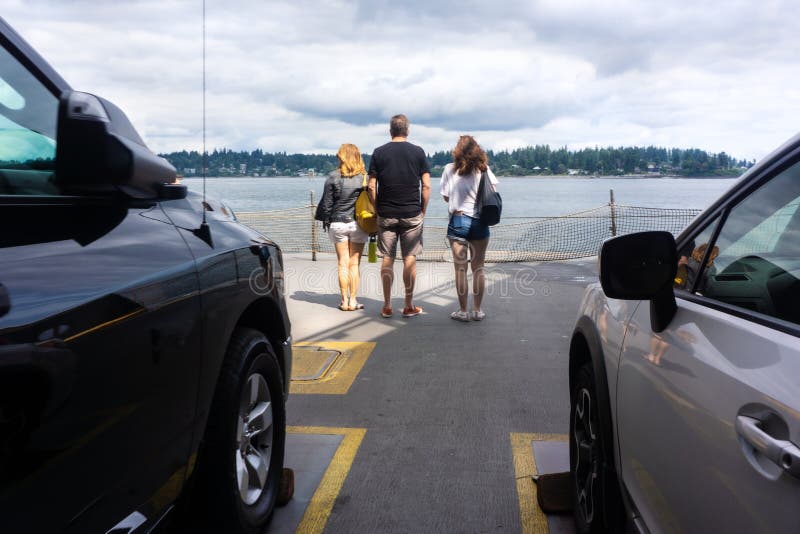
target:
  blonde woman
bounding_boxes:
[317,143,369,310]
[440,135,499,321]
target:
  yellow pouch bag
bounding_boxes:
[355,174,378,235]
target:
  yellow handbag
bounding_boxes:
[355,174,378,235]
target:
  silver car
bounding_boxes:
[568,134,800,533]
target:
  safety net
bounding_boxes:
[236,204,701,262]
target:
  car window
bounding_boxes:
[675,214,721,293]
[0,42,59,195]
[698,160,800,324]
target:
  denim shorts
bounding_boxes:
[447,214,490,242]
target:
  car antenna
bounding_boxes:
[193,0,213,247]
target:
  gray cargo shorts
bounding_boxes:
[377,213,424,258]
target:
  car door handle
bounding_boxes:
[735,415,800,478]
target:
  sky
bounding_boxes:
[4,0,799,161]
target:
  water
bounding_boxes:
[181,175,740,220]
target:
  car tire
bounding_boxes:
[570,361,622,533]
[197,327,286,533]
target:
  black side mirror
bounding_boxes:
[54,91,184,200]
[0,283,10,318]
[599,231,678,332]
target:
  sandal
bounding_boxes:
[471,310,486,321]
[351,303,365,310]
[338,303,353,311]
[450,310,470,322]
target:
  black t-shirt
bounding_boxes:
[368,141,430,218]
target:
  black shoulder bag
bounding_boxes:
[476,171,502,226]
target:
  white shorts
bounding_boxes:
[328,221,368,244]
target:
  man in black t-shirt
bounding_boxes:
[367,114,431,318]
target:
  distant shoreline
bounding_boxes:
[495,173,741,179]
[180,174,741,180]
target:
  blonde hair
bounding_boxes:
[337,143,366,177]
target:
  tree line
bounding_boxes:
[162,145,752,178]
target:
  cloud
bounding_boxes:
[3,0,799,161]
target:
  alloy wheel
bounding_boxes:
[573,387,600,524]
[235,372,274,505]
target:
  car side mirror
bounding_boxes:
[0,283,10,318]
[54,91,186,200]
[599,231,678,332]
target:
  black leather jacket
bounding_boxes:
[317,171,365,223]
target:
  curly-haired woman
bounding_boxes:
[317,143,369,311]
[440,135,499,322]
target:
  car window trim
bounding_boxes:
[677,292,800,338]
[673,143,800,334]
[677,142,800,251]
[0,17,70,97]
[686,211,727,294]
[678,144,800,293]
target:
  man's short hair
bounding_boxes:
[390,114,409,137]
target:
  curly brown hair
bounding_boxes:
[452,135,488,175]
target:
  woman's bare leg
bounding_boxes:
[348,241,365,307]
[334,241,350,308]
[469,238,489,311]
[450,240,469,312]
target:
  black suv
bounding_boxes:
[0,17,292,532]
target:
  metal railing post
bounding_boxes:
[310,190,317,261]
[609,189,617,237]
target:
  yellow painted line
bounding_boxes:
[63,309,144,343]
[291,342,376,394]
[57,293,197,345]
[149,465,188,512]
[510,432,568,534]
[288,426,367,534]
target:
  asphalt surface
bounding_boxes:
[282,252,597,533]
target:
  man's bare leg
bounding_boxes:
[381,255,394,309]
[402,255,417,309]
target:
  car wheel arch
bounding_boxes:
[571,316,631,531]
[236,297,289,396]
[570,316,618,473]
[185,327,286,532]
